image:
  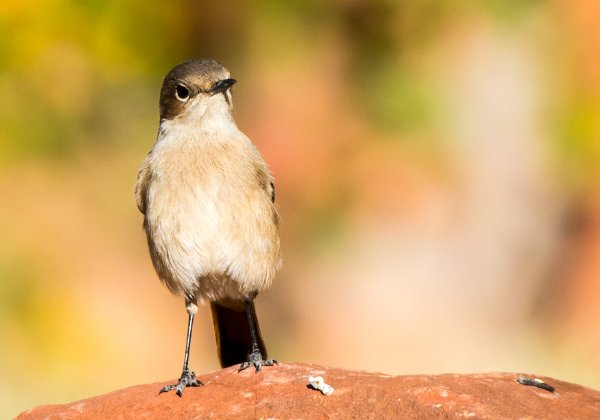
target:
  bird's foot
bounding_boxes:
[159,369,203,397]
[239,350,278,372]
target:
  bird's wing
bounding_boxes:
[134,154,152,214]
[269,181,275,203]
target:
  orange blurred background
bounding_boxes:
[1,1,600,417]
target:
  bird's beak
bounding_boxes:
[209,78,236,95]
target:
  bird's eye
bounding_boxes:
[175,84,190,101]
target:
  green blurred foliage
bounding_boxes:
[0,1,549,161]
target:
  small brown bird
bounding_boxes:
[135,59,281,396]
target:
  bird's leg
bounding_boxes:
[159,301,203,396]
[239,298,278,372]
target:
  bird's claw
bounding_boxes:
[239,350,278,372]
[159,369,202,396]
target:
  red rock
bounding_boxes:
[17,363,600,419]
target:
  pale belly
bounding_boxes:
[144,175,280,302]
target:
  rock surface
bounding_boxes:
[17,363,600,419]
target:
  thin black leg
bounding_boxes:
[245,299,260,353]
[159,310,203,396]
[239,298,278,372]
[182,312,194,372]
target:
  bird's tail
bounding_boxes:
[210,301,268,368]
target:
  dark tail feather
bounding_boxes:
[210,301,267,368]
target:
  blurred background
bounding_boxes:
[1,0,600,416]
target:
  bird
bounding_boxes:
[135,59,281,397]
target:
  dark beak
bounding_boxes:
[209,78,236,95]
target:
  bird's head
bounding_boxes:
[159,59,237,125]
